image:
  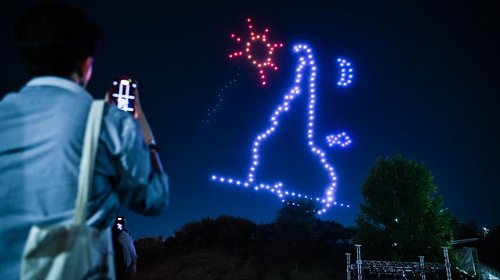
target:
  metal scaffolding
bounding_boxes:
[443,247,452,280]
[346,244,452,280]
[356,245,363,280]
[419,256,426,280]
[347,253,352,280]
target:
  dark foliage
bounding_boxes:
[476,225,500,270]
[133,213,498,279]
[134,211,355,279]
[131,155,499,279]
[355,155,453,262]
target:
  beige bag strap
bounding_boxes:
[74,100,105,225]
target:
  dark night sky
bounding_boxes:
[1,0,499,238]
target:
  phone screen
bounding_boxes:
[111,78,137,114]
[115,216,125,230]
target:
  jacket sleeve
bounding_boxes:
[102,105,169,215]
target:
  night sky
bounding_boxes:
[1,0,498,238]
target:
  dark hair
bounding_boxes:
[15,1,101,77]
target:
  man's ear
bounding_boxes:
[78,56,93,87]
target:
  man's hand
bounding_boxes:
[131,89,164,172]
[105,89,164,172]
[131,89,154,145]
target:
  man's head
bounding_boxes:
[15,1,101,87]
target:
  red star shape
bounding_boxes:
[229,18,284,86]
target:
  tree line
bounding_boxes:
[134,155,499,280]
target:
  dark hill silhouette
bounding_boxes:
[132,204,499,279]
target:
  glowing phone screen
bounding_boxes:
[111,79,136,114]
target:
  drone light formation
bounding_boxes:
[212,44,352,215]
[229,18,284,86]
[202,73,240,127]
[337,58,354,87]
[326,132,352,148]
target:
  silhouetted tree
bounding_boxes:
[134,237,166,269]
[214,215,256,254]
[355,155,453,262]
[452,219,482,240]
[316,220,355,246]
[136,211,362,279]
[275,199,320,271]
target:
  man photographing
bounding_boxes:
[0,1,169,278]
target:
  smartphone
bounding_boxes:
[115,216,125,230]
[109,77,137,114]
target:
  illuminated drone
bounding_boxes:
[228,18,284,86]
[212,44,355,214]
